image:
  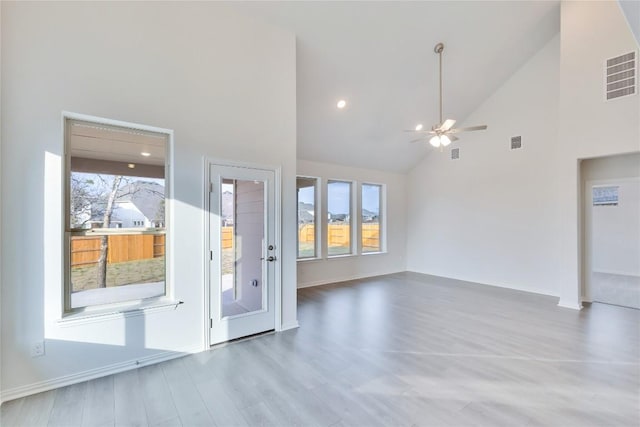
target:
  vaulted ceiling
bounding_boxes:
[230,1,560,172]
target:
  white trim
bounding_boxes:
[361,181,386,254]
[0,344,202,404]
[296,257,323,263]
[203,157,283,342]
[326,253,358,260]
[297,270,404,289]
[203,157,212,349]
[56,300,183,327]
[557,299,583,310]
[327,178,356,256]
[60,112,174,317]
[296,175,322,260]
[61,111,174,136]
[592,269,640,277]
[402,270,558,298]
[280,321,300,331]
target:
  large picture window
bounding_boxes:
[297,177,318,259]
[65,118,169,311]
[362,183,382,253]
[327,180,352,256]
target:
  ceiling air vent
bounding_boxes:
[451,148,460,160]
[511,136,522,150]
[605,51,636,100]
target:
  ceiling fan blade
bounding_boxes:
[439,119,456,131]
[408,137,429,143]
[450,124,488,133]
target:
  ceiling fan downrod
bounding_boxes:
[434,42,444,126]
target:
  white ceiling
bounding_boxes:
[70,122,166,166]
[229,1,560,172]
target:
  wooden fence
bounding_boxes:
[222,226,233,249]
[299,224,380,250]
[71,234,165,267]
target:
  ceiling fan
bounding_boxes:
[405,42,487,149]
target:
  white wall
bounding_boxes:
[1,2,296,400]
[557,0,640,308]
[0,0,3,397]
[406,34,562,296]
[297,160,407,287]
[406,1,639,305]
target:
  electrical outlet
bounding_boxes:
[31,341,45,357]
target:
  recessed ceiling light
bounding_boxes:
[337,99,347,109]
[415,124,423,131]
[140,152,151,157]
[128,163,136,169]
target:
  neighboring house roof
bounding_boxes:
[221,191,234,222]
[298,210,314,223]
[298,202,315,223]
[116,181,165,222]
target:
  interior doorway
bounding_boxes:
[582,154,640,309]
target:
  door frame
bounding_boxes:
[583,176,639,303]
[203,157,282,349]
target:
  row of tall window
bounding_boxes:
[297,177,385,259]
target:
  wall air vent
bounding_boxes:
[605,51,636,100]
[451,148,459,160]
[511,136,522,150]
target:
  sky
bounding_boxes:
[299,182,380,215]
[72,172,165,191]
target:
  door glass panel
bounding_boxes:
[221,178,265,318]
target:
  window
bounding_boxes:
[327,180,352,256]
[362,183,382,253]
[297,177,318,259]
[65,118,169,311]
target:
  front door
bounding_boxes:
[209,164,276,344]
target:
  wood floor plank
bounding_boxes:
[161,358,214,427]
[2,272,639,426]
[1,398,25,427]
[81,376,114,427]
[48,381,87,427]
[16,390,55,427]
[195,378,249,427]
[113,369,148,427]
[138,364,179,426]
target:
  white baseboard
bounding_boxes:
[0,344,202,404]
[280,321,300,331]
[297,270,403,289]
[404,270,558,298]
[557,299,583,310]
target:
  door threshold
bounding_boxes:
[209,329,276,349]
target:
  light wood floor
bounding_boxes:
[2,272,639,426]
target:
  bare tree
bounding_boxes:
[96,175,123,288]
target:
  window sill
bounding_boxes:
[58,299,183,327]
[297,257,323,263]
[362,251,387,256]
[327,253,357,259]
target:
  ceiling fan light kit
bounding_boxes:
[406,42,487,150]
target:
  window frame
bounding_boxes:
[62,113,174,316]
[360,182,386,255]
[326,179,356,258]
[296,176,321,261]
